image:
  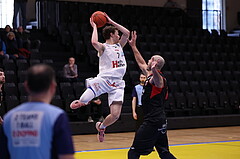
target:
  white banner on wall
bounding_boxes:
[0,0,14,28]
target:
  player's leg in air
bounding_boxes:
[95,101,122,142]
[70,87,95,109]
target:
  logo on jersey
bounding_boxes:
[11,111,43,147]
[112,60,125,68]
[92,82,101,92]
[106,80,118,87]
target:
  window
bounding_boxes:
[0,0,14,28]
[202,0,225,31]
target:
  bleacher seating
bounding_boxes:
[1,1,240,122]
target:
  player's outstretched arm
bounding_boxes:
[128,31,148,76]
[105,13,130,47]
[90,17,104,55]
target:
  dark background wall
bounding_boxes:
[226,0,240,31]
[57,0,187,8]
[186,0,202,28]
[26,0,187,26]
[26,0,240,31]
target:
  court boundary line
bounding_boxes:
[75,140,240,152]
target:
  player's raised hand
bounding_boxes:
[89,17,97,28]
[104,12,113,24]
[128,31,137,47]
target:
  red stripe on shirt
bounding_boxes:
[150,83,163,99]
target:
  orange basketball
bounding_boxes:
[91,11,107,28]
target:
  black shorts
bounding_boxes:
[130,120,170,155]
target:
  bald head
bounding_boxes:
[151,55,165,70]
[26,64,56,94]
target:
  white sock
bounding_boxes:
[100,123,106,129]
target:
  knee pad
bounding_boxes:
[79,88,95,104]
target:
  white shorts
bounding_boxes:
[85,77,125,106]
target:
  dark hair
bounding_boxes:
[140,72,145,76]
[0,68,3,72]
[102,26,118,40]
[26,64,56,93]
[5,25,11,29]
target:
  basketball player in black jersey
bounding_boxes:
[128,31,176,159]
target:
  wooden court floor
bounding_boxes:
[72,126,240,159]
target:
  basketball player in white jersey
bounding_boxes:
[70,13,130,142]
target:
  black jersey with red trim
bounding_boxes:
[142,72,168,125]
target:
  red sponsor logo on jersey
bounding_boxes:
[112,61,118,68]
[112,60,125,68]
[13,130,38,137]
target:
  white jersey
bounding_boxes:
[97,43,127,79]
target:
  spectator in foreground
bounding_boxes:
[0,64,75,159]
